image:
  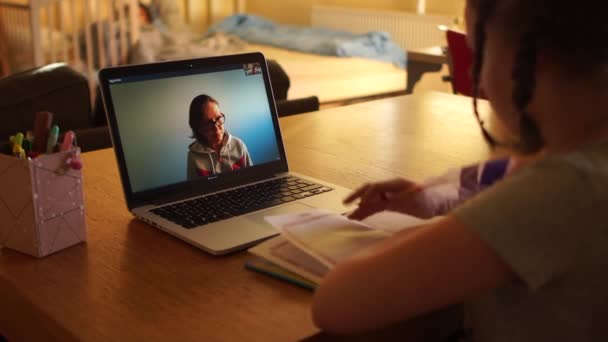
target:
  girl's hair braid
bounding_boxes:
[511,32,544,153]
[471,0,498,148]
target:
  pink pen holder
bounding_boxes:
[0,148,86,257]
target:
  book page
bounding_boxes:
[270,239,329,278]
[281,215,389,268]
[249,236,327,284]
[266,210,429,268]
[361,210,427,234]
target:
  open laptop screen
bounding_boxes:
[101,54,286,205]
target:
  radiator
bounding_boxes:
[311,5,456,50]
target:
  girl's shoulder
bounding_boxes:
[532,139,608,185]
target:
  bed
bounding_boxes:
[130,28,407,104]
[131,11,410,105]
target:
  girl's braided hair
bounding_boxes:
[470,0,608,153]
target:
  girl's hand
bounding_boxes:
[344,178,435,220]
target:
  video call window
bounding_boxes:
[243,62,262,76]
[109,64,281,193]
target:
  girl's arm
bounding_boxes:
[311,214,515,335]
[418,157,515,216]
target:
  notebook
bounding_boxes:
[98,53,351,255]
[247,210,430,287]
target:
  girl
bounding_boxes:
[312,1,608,341]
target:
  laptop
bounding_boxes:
[98,52,351,255]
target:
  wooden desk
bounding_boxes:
[0,92,492,341]
[406,46,448,94]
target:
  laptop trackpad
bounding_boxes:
[245,203,315,226]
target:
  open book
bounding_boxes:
[247,209,430,288]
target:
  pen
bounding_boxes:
[10,132,25,159]
[60,130,75,152]
[23,130,33,154]
[33,111,53,153]
[46,125,59,154]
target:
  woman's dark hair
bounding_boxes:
[470,0,608,153]
[189,94,219,144]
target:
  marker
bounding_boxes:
[13,146,25,159]
[22,139,32,155]
[11,132,24,158]
[60,130,75,152]
[33,111,53,153]
[23,131,34,154]
[69,152,83,170]
[10,132,23,148]
[46,125,59,154]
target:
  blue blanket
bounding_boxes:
[206,14,407,68]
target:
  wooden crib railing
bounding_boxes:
[0,0,139,95]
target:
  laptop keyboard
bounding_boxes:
[150,176,333,229]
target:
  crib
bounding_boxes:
[0,0,140,95]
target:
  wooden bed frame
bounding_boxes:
[0,0,249,76]
[0,0,139,96]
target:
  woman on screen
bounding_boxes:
[187,94,252,179]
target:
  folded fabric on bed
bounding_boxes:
[206,14,407,68]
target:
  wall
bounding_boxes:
[427,0,465,16]
[243,0,464,26]
[185,0,239,33]
[182,0,465,33]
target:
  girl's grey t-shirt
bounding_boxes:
[453,140,608,342]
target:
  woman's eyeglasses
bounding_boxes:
[201,113,225,132]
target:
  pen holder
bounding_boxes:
[0,148,86,257]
